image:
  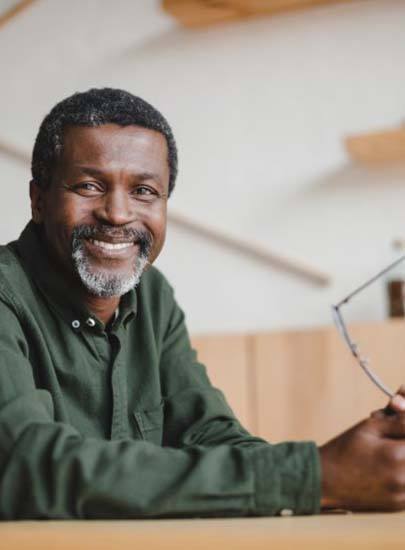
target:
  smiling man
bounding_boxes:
[30,121,168,325]
[2,88,405,519]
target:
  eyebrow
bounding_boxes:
[76,165,163,185]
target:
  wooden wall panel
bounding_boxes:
[191,334,254,432]
[253,320,405,445]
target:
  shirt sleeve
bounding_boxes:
[0,294,320,519]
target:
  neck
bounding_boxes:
[84,294,120,326]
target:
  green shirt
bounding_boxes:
[0,221,320,519]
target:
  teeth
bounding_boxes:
[91,239,133,251]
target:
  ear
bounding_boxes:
[29,180,45,224]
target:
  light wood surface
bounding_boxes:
[162,0,360,28]
[2,513,405,549]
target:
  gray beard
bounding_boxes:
[72,242,149,298]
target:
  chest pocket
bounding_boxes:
[133,403,164,445]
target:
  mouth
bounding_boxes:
[91,239,134,251]
[84,238,138,259]
[71,224,153,265]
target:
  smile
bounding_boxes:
[83,238,137,260]
[90,239,134,251]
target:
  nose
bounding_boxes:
[94,189,136,226]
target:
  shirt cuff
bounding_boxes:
[252,441,321,516]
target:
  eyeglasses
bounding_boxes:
[332,255,405,398]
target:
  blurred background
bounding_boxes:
[1,0,405,441]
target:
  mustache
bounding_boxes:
[71,224,153,257]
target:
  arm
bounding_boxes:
[0,299,319,519]
[157,287,405,514]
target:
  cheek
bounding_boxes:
[146,206,167,260]
[43,195,92,251]
[43,215,71,258]
[47,194,93,229]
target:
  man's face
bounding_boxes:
[31,123,170,297]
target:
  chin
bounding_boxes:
[73,251,149,298]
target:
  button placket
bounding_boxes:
[109,334,128,440]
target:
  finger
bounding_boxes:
[370,390,405,419]
[371,403,401,419]
[388,393,405,414]
[371,407,394,419]
[383,405,398,417]
[395,385,405,399]
[375,413,405,438]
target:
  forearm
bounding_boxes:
[0,393,320,519]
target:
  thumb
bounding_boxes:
[370,389,405,419]
[387,387,405,414]
[395,384,405,399]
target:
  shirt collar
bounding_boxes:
[14,221,137,332]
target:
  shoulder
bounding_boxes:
[0,241,18,269]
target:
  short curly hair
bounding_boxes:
[31,88,178,195]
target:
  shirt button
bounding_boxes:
[86,318,96,327]
[279,509,294,517]
[72,320,81,329]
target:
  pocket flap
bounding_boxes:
[133,402,164,434]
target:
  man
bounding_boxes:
[1,88,405,519]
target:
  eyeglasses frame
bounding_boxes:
[332,254,405,399]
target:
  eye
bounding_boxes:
[68,182,104,197]
[133,185,158,202]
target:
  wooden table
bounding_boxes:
[2,513,405,550]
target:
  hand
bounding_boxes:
[383,385,405,416]
[319,387,405,511]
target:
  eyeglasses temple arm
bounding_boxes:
[357,357,395,398]
[336,254,405,308]
[331,306,395,398]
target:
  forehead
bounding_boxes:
[59,123,169,175]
